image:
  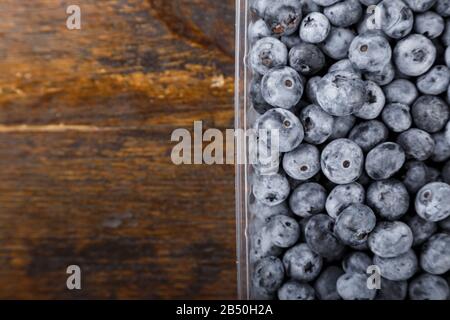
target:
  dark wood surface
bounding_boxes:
[0,0,236,299]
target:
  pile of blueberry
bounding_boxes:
[248,0,450,300]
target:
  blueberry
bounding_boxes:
[412,96,449,133]
[404,0,437,12]
[368,221,413,258]
[337,273,377,300]
[342,252,372,274]
[349,120,389,152]
[383,79,418,105]
[289,43,326,76]
[375,278,408,300]
[251,0,270,17]
[420,233,450,274]
[317,71,367,116]
[323,0,363,28]
[415,182,450,222]
[250,37,288,75]
[289,182,327,218]
[300,104,335,144]
[251,227,283,263]
[365,142,406,180]
[326,183,365,219]
[381,103,412,133]
[249,19,272,44]
[354,81,386,120]
[364,62,396,86]
[329,115,357,140]
[255,108,304,153]
[305,214,346,260]
[282,243,323,281]
[443,19,450,47]
[432,132,450,162]
[305,76,321,105]
[300,0,322,14]
[374,249,418,281]
[280,34,304,49]
[393,34,436,77]
[261,66,304,108]
[375,0,414,39]
[250,76,273,114]
[414,11,445,39]
[278,280,316,300]
[252,256,285,295]
[349,31,392,73]
[435,0,450,17]
[404,214,437,246]
[253,173,291,206]
[329,59,362,78]
[249,197,291,232]
[314,266,344,300]
[283,144,321,181]
[320,27,356,60]
[299,12,331,44]
[367,179,410,221]
[335,204,377,246]
[266,215,301,248]
[263,0,303,36]
[321,139,364,184]
[409,273,450,300]
[397,129,435,161]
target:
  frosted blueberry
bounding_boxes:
[300,104,335,144]
[435,0,450,17]
[412,96,449,133]
[249,198,291,232]
[252,256,285,295]
[328,59,362,78]
[337,273,376,300]
[316,71,367,116]
[393,34,436,77]
[375,278,408,300]
[249,19,272,44]
[432,68,450,95]
[329,115,357,140]
[255,108,304,153]
[278,281,315,300]
[289,43,326,76]
[305,76,321,105]
[397,129,435,161]
[299,12,331,44]
[381,103,412,133]
[334,204,377,246]
[305,214,346,260]
[349,120,389,152]
[283,143,320,181]
[323,0,363,28]
[364,62,395,86]
[250,76,273,114]
[342,252,372,274]
[250,37,288,75]
[404,214,437,246]
[349,31,392,73]
[383,79,418,105]
[414,11,445,39]
[299,0,321,14]
[365,142,406,180]
[415,182,450,222]
[282,243,323,282]
[368,221,413,258]
[253,173,291,206]
[367,179,410,221]
[420,233,450,274]
[373,249,418,281]
[404,0,437,12]
[326,183,365,219]
[266,215,301,248]
[354,81,385,120]
[321,139,364,184]
[251,228,283,263]
[431,132,450,162]
[314,266,344,300]
[261,66,304,109]
[375,0,414,39]
[320,27,356,60]
[263,0,303,36]
[289,182,327,218]
[409,274,450,300]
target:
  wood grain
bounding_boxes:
[0,0,236,299]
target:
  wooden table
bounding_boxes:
[0,0,236,299]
